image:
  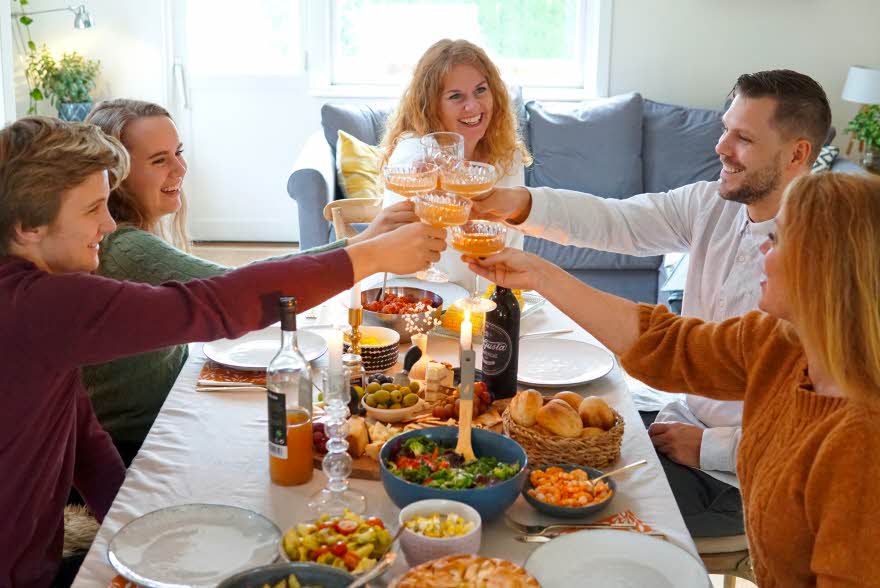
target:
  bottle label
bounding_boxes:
[482,322,512,376]
[267,389,288,459]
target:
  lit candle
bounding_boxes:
[460,308,472,351]
[349,279,362,310]
[327,328,343,394]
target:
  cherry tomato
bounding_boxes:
[335,519,359,535]
[365,517,385,529]
[342,551,361,570]
[317,522,336,530]
[330,541,348,556]
[308,545,330,560]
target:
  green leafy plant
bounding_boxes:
[26,46,100,110]
[13,0,100,114]
[845,105,880,151]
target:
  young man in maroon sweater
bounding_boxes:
[0,116,446,588]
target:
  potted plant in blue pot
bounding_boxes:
[27,46,100,121]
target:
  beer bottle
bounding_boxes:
[481,286,520,399]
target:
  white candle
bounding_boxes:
[460,309,472,351]
[349,280,362,310]
[328,328,343,393]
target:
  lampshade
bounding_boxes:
[842,66,880,105]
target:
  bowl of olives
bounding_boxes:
[362,377,425,423]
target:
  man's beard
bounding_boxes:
[719,155,784,206]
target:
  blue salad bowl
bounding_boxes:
[218,562,354,588]
[379,426,528,521]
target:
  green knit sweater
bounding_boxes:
[82,226,346,444]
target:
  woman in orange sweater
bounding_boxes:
[466,172,880,587]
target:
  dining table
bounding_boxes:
[73,291,706,587]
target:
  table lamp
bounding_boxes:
[842,65,880,173]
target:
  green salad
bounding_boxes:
[385,436,520,489]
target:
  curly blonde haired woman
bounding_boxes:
[467,172,880,586]
[380,39,532,287]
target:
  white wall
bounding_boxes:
[11,0,168,116]
[609,0,880,149]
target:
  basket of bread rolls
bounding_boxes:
[502,390,623,469]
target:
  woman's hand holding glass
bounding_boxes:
[462,248,548,293]
[348,221,447,280]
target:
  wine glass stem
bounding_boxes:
[473,273,481,300]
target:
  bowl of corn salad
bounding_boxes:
[397,499,482,567]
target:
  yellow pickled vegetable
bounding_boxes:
[441,304,484,336]
[484,284,526,309]
[404,513,476,538]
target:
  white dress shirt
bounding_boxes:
[521,181,776,487]
[384,137,525,289]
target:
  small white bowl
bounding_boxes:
[360,396,425,424]
[397,499,482,567]
[344,326,400,373]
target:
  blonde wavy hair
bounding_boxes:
[0,116,129,255]
[85,99,190,251]
[380,39,531,176]
[780,172,880,403]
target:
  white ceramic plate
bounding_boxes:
[204,325,327,371]
[524,530,709,588]
[108,504,282,588]
[517,338,614,387]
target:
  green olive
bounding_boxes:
[381,383,397,392]
[402,393,419,407]
[373,390,391,404]
[389,390,403,403]
[364,393,378,407]
[366,382,381,394]
[390,403,402,410]
[408,381,420,394]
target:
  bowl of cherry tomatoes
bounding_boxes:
[361,287,443,343]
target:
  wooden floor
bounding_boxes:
[192,241,757,588]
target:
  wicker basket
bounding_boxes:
[502,405,624,469]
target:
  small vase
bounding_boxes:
[863,148,880,174]
[408,333,431,380]
[58,102,93,122]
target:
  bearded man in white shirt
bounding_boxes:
[470,69,832,538]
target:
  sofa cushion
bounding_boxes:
[525,92,644,197]
[811,145,840,173]
[335,130,383,198]
[321,103,394,158]
[642,99,723,193]
[524,236,662,272]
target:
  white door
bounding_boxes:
[169,0,306,242]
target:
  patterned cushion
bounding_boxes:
[811,145,839,173]
[335,130,382,199]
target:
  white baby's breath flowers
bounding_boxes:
[402,302,441,335]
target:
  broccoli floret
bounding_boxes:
[402,436,437,457]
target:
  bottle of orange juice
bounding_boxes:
[266,297,313,485]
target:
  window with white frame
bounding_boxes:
[306,0,611,98]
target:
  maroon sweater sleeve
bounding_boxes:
[72,387,124,520]
[12,249,353,369]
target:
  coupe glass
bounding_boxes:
[413,191,472,283]
[450,220,507,312]
[440,161,498,199]
[420,132,465,171]
[382,162,438,198]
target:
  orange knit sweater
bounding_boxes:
[620,305,880,587]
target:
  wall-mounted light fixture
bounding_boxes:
[12,4,94,29]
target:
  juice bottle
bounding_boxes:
[267,297,314,485]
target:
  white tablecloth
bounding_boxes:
[74,297,703,587]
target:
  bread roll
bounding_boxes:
[578,396,616,430]
[580,426,605,438]
[536,399,583,438]
[553,391,582,412]
[510,389,543,427]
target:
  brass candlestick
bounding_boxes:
[348,307,363,356]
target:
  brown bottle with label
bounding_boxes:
[481,286,520,399]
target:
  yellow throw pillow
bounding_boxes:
[336,130,382,199]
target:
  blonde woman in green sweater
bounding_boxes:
[83,99,418,465]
